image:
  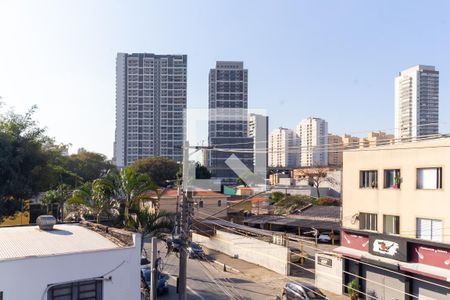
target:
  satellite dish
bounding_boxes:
[351,214,359,224]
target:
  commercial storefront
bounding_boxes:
[334,230,450,300]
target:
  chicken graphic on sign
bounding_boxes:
[373,240,399,256]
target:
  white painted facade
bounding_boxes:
[394,65,439,141]
[0,224,141,300]
[296,117,328,167]
[268,127,299,168]
[248,113,269,170]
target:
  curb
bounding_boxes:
[211,259,241,273]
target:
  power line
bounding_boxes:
[195,211,450,293]
[210,133,450,154]
[193,212,415,300]
[208,121,449,147]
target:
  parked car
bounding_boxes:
[318,232,340,244]
[187,242,204,259]
[282,282,326,300]
[141,266,169,295]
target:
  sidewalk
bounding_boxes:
[203,247,348,300]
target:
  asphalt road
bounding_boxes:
[144,241,283,300]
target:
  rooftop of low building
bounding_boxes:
[0,221,135,262]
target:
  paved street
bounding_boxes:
[144,241,284,300]
[143,240,346,300]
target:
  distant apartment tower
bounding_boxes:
[248,113,269,171]
[328,134,343,166]
[113,53,187,167]
[359,131,395,148]
[268,127,299,168]
[208,61,253,179]
[296,117,328,167]
[395,65,439,141]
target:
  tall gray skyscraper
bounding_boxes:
[395,65,439,141]
[113,53,187,167]
[208,61,253,180]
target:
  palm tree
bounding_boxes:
[42,184,72,221]
[116,167,157,221]
[66,181,119,223]
[128,209,174,253]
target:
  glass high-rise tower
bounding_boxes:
[208,61,253,180]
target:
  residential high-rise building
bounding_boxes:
[113,53,187,167]
[395,65,439,141]
[268,127,299,168]
[296,117,328,167]
[208,61,253,180]
[248,113,269,171]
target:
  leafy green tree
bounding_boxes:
[195,162,211,179]
[296,167,337,198]
[131,156,179,186]
[271,191,285,204]
[274,195,313,214]
[176,162,212,189]
[65,151,115,183]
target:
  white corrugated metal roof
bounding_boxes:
[0,224,119,261]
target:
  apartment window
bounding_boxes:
[417,167,442,189]
[384,169,401,189]
[359,213,377,231]
[417,218,442,242]
[360,170,378,188]
[383,215,400,235]
[48,279,102,300]
[217,200,222,207]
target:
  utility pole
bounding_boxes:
[175,181,181,235]
[178,142,212,300]
[150,237,157,300]
[178,141,190,300]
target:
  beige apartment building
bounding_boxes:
[335,137,450,299]
[328,132,394,166]
[358,131,395,148]
[328,134,343,166]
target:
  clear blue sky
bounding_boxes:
[1,0,449,158]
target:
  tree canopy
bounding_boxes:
[0,105,114,223]
[131,156,179,186]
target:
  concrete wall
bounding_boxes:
[193,230,290,275]
[315,253,343,295]
[0,236,141,300]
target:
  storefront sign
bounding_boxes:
[317,256,332,268]
[369,234,407,261]
[410,244,450,270]
[341,231,369,251]
[372,239,399,256]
